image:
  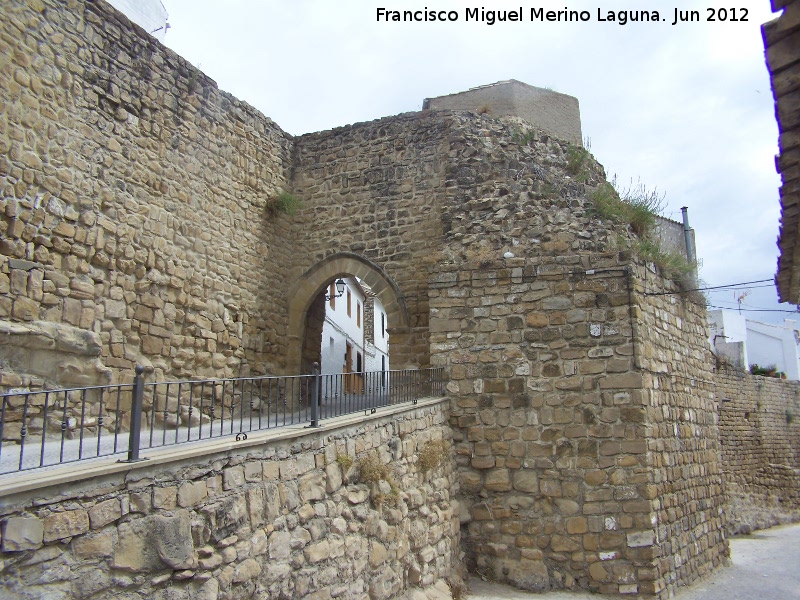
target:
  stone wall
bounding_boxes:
[717,367,800,533]
[289,113,450,371]
[434,254,642,594]
[424,112,727,597]
[634,265,727,595]
[0,399,461,600]
[435,256,725,597]
[0,0,295,394]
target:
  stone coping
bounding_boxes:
[0,396,447,499]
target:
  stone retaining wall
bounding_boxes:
[0,399,461,600]
[717,368,800,533]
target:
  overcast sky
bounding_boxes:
[149,1,793,322]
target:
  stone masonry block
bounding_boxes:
[88,498,122,529]
[43,509,89,542]
[599,373,643,389]
[2,516,44,551]
[224,465,246,490]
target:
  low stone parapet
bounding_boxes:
[0,397,461,600]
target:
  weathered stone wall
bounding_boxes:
[289,113,450,371]
[434,255,644,594]
[633,265,727,596]
[426,113,727,597]
[0,400,461,600]
[0,1,751,597]
[717,367,800,533]
[0,0,295,395]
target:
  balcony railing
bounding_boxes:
[0,365,445,475]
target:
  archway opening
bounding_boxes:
[286,253,410,376]
[316,276,391,390]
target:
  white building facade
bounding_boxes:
[319,278,390,394]
[321,278,366,377]
[708,309,800,379]
[364,293,389,374]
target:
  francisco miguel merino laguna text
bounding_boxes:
[376,7,750,26]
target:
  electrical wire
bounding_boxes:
[643,278,773,297]
[706,284,775,293]
[707,304,800,314]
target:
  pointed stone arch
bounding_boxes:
[286,252,410,374]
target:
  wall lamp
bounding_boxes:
[325,279,346,300]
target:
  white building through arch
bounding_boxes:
[320,277,389,393]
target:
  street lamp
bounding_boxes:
[325,278,346,300]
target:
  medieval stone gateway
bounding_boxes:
[2,0,784,598]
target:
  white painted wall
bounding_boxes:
[106,0,169,40]
[320,278,365,376]
[364,298,389,371]
[708,309,749,370]
[746,320,800,380]
[365,296,389,374]
[709,309,800,379]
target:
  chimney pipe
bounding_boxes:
[681,206,698,286]
[680,207,695,266]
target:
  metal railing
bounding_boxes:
[0,365,445,475]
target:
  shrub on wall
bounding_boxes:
[750,364,785,379]
[266,191,301,217]
[589,178,696,287]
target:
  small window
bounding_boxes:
[357,301,361,328]
[381,313,385,338]
[347,290,352,317]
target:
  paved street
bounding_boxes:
[467,523,800,599]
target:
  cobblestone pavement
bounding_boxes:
[466,522,800,600]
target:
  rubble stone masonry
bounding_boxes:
[0,401,460,600]
[0,0,294,392]
[1,0,785,598]
[717,368,800,533]
[425,113,727,596]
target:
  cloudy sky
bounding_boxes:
[145,1,792,321]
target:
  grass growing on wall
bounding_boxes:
[418,439,449,473]
[356,451,400,507]
[590,179,662,237]
[565,144,592,182]
[589,178,696,287]
[266,191,301,217]
[750,364,785,379]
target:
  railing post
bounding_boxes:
[310,362,320,428]
[127,365,145,462]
